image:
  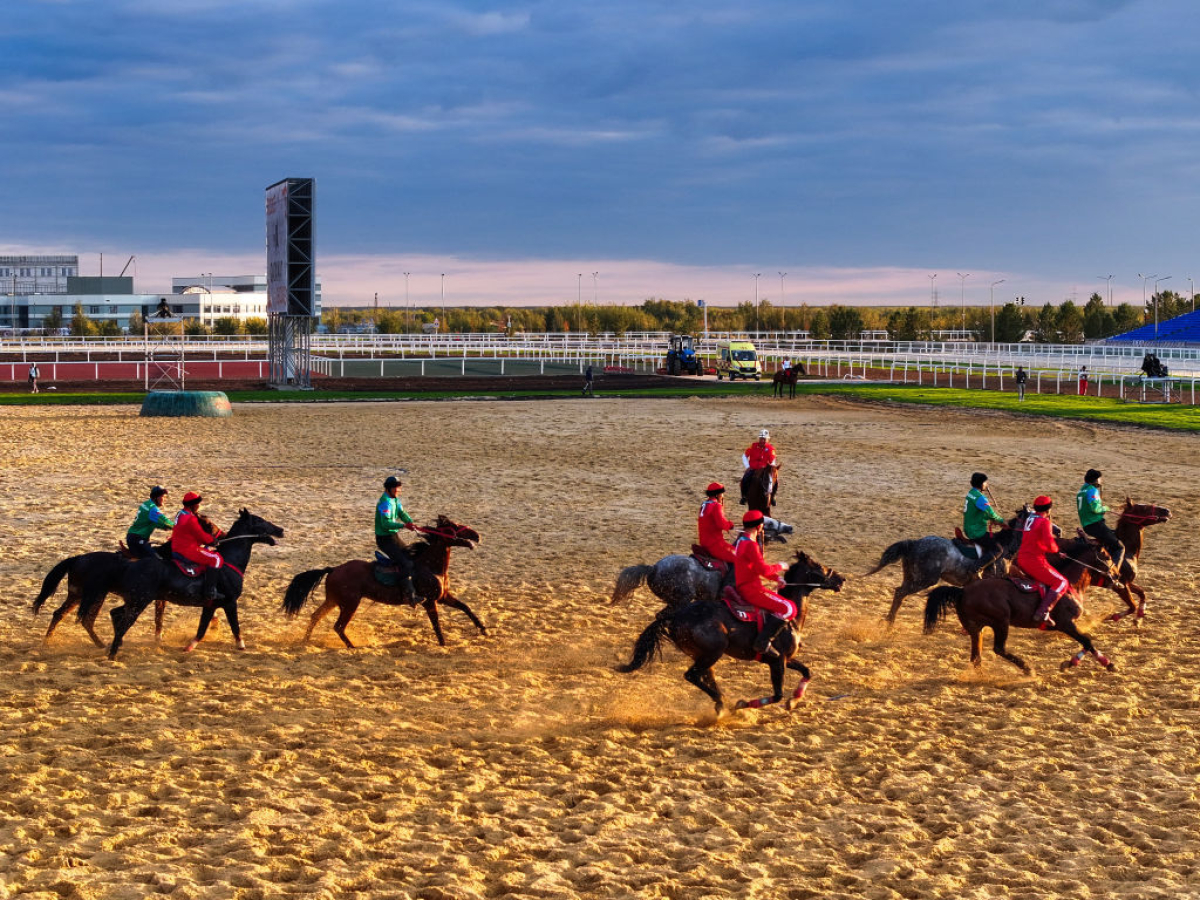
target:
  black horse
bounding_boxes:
[618,550,845,718]
[104,509,284,659]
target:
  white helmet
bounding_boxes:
[759,429,770,439]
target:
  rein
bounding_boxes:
[1060,553,1121,584]
[412,524,462,541]
[1118,510,1165,526]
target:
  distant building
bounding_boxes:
[0,255,79,294]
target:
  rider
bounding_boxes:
[963,472,1006,568]
[734,509,796,658]
[171,492,226,602]
[376,475,417,601]
[740,429,778,505]
[697,482,737,565]
[1018,495,1070,629]
[126,485,174,559]
[1077,469,1125,571]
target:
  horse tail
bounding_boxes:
[924,586,963,634]
[32,556,77,614]
[862,540,912,576]
[281,568,332,618]
[616,611,672,673]
[610,564,654,605]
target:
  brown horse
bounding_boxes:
[280,516,486,647]
[1102,499,1171,622]
[772,365,805,399]
[923,542,1121,674]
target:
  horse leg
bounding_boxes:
[422,599,446,646]
[107,594,152,660]
[45,595,81,645]
[785,657,812,708]
[223,600,245,651]
[990,620,1030,673]
[737,655,787,711]
[683,650,726,717]
[331,596,363,649]
[80,597,106,648]
[440,592,488,635]
[969,627,984,667]
[886,581,915,626]
[303,595,341,643]
[1057,619,1116,672]
[154,598,167,643]
[185,606,218,653]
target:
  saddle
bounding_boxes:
[691,545,729,578]
[1004,561,1048,598]
[720,585,765,627]
[171,552,204,578]
[372,551,401,586]
[951,529,983,561]
[116,541,136,560]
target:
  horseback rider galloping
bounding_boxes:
[740,429,778,505]
[171,492,226,602]
[376,475,417,602]
[697,482,737,565]
[1077,469,1126,572]
[126,485,173,559]
[734,509,796,658]
[963,473,1006,568]
[1018,495,1070,629]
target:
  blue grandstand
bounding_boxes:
[1108,308,1200,344]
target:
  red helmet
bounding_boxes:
[182,491,203,505]
[1033,495,1053,509]
[706,482,725,494]
[742,509,765,526]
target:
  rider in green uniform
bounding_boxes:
[376,475,416,601]
[1077,469,1125,571]
[126,486,174,559]
[963,472,1006,567]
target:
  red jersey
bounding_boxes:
[171,509,223,567]
[734,533,784,596]
[697,498,736,563]
[744,442,777,469]
[1016,513,1058,568]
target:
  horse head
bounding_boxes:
[783,549,845,594]
[1120,498,1171,526]
[431,515,480,549]
[233,508,286,546]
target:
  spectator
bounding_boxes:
[28,362,39,394]
[1078,366,1089,396]
[1015,366,1027,402]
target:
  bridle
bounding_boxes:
[1118,506,1169,526]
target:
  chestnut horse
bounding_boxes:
[618,549,845,718]
[772,364,805,399]
[923,542,1120,674]
[280,516,486,648]
[1102,499,1171,622]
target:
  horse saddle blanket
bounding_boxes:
[691,546,729,577]
[171,553,204,578]
[720,586,765,626]
[1005,564,1048,598]
[372,552,400,586]
[951,533,984,561]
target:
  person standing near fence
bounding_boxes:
[1015,366,1027,402]
[1078,366,1089,396]
[28,362,39,394]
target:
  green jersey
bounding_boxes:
[963,488,1004,540]
[375,491,413,536]
[127,499,173,538]
[1076,484,1108,527]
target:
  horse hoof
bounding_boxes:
[236,640,246,651]
[1106,662,1118,672]
[1109,613,1124,623]
[183,641,198,653]
[1060,661,1072,672]
[734,699,749,711]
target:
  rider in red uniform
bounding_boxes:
[1017,495,1069,628]
[697,482,737,564]
[740,429,778,505]
[171,492,226,601]
[734,509,796,657]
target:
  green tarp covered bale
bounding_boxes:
[140,391,233,418]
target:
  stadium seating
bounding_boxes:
[1108,308,1200,344]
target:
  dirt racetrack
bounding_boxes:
[3,396,1200,899]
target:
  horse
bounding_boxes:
[280,516,486,648]
[1099,499,1171,622]
[772,365,805,399]
[742,464,779,521]
[865,508,1030,626]
[104,509,285,659]
[618,550,845,718]
[923,542,1120,674]
[609,516,795,610]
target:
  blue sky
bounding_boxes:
[4,0,1200,308]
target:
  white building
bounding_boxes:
[0,255,80,295]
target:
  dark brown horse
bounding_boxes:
[618,549,845,718]
[772,364,805,399]
[743,464,779,520]
[1102,499,1171,622]
[280,516,486,647]
[923,543,1121,674]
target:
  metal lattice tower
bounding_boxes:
[268,314,313,387]
[266,177,316,388]
[144,318,186,391]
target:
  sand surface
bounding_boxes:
[2,396,1199,899]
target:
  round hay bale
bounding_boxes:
[140,391,233,418]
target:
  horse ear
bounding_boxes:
[1124,496,1132,508]
[240,507,249,518]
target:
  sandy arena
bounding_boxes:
[2,396,1199,899]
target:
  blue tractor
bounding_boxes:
[666,334,702,376]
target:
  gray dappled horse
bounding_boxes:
[610,517,793,610]
[866,508,1030,626]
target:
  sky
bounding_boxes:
[3,0,1200,309]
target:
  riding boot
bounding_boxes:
[753,614,788,658]
[203,568,226,602]
[1034,588,1062,630]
